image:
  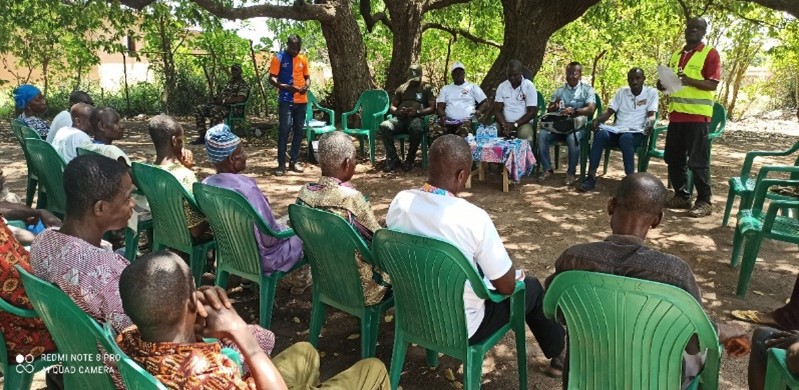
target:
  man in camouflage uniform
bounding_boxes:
[191,64,250,144]
[428,61,489,142]
[379,64,436,172]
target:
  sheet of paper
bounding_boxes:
[598,123,642,134]
[657,65,683,95]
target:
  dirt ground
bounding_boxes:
[2,112,798,389]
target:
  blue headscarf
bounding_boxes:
[13,84,42,110]
[205,124,241,163]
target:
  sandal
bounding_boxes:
[730,310,779,327]
[544,353,565,378]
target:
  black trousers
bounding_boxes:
[468,276,565,359]
[664,121,712,204]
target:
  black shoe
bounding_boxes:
[289,162,305,173]
[190,137,205,145]
[402,160,415,172]
[383,158,400,172]
[275,167,286,176]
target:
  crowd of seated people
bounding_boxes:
[1,18,796,389]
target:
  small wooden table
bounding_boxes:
[465,138,536,193]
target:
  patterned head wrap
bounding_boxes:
[13,84,42,110]
[205,124,241,163]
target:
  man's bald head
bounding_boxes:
[70,102,94,133]
[613,173,668,216]
[119,250,194,332]
[428,135,472,193]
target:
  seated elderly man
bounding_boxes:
[387,134,566,375]
[537,62,596,186]
[494,59,538,140]
[203,124,304,279]
[546,173,747,387]
[29,155,275,376]
[579,68,658,192]
[48,90,94,143]
[118,250,390,389]
[297,131,390,305]
[91,107,125,146]
[148,114,209,242]
[429,61,488,142]
[379,64,437,172]
[51,103,95,163]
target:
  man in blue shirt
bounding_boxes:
[537,62,596,186]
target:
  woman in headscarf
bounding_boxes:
[14,84,50,138]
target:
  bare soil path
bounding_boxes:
[2,113,797,389]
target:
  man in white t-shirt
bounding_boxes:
[493,59,538,140]
[579,68,658,192]
[429,61,488,142]
[51,103,94,163]
[47,90,93,143]
[386,134,566,376]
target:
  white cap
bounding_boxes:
[451,61,465,71]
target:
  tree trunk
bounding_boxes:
[383,1,425,92]
[481,0,600,93]
[317,1,373,117]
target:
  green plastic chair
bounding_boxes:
[730,179,799,297]
[131,162,215,286]
[16,266,118,389]
[765,347,799,389]
[304,91,337,162]
[342,90,390,164]
[546,93,602,180]
[24,139,66,218]
[193,182,305,329]
[543,271,721,390]
[225,94,250,136]
[77,147,153,262]
[372,229,527,390]
[0,295,56,390]
[721,141,799,227]
[642,102,727,193]
[288,205,394,359]
[601,112,660,175]
[10,120,42,208]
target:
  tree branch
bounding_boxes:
[741,0,799,17]
[359,0,392,33]
[423,0,471,12]
[124,0,335,21]
[422,22,501,48]
[675,0,692,19]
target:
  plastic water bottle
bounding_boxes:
[476,125,487,144]
[487,124,497,140]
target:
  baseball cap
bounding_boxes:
[451,61,465,72]
[408,64,422,82]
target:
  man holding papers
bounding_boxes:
[579,68,657,192]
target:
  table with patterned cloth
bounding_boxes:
[466,138,536,192]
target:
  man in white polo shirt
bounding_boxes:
[493,59,538,140]
[579,68,658,192]
[386,134,566,376]
[51,103,94,163]
[429,61,488,142]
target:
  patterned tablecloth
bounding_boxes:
[469,138,536,182]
